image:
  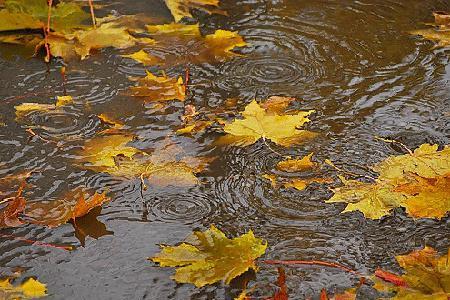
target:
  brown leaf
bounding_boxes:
[72,192,109,220]
[0,186,25,228]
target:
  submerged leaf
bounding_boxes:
[276,153,315,172]
[164,0,220,22]
[151,225,267,287]
[0,278,47,299]
[123,23,247,67]
[327,144,450,220]
[112,142,210,187]
[373,247,450,299]
[218,100,315,147]
[128,71,185,102]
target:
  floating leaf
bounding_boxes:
[25,190,109,226]
[218,100,315,147]
[151,225,267,287]
[123,24,247,67]
[41,18,140,60]
[276,153,315,172]
[0,278,47,299]
[327,144,450,219]
[164,0,220,22]
[15,103,57,120]
[128,71,185,102]
[0,0,88,32]
[373,246,450,299]
[71,191,109,220]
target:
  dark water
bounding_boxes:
[1,0,450,299]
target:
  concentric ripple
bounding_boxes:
[146,191,217,224]
[23,108,99,141]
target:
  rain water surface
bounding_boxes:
[1,0,450,299]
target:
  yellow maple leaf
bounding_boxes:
[41,18,139,60]
[128,71,186,102]
[327,176,405,220]
[373,247,450,300]
[327,144,450,220]
[164,0,220,22]
[151,225,267,287]
[277,153,315,172]
[0,278,47,299]
[218,100,315,147]
[78,135,141,170]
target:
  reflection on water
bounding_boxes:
[1,0,450,299]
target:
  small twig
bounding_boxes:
[261,259,362,276]
[375,136,413,155]
[325,159,376,181]
[88,0,97,28]
[0,233,73,251]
